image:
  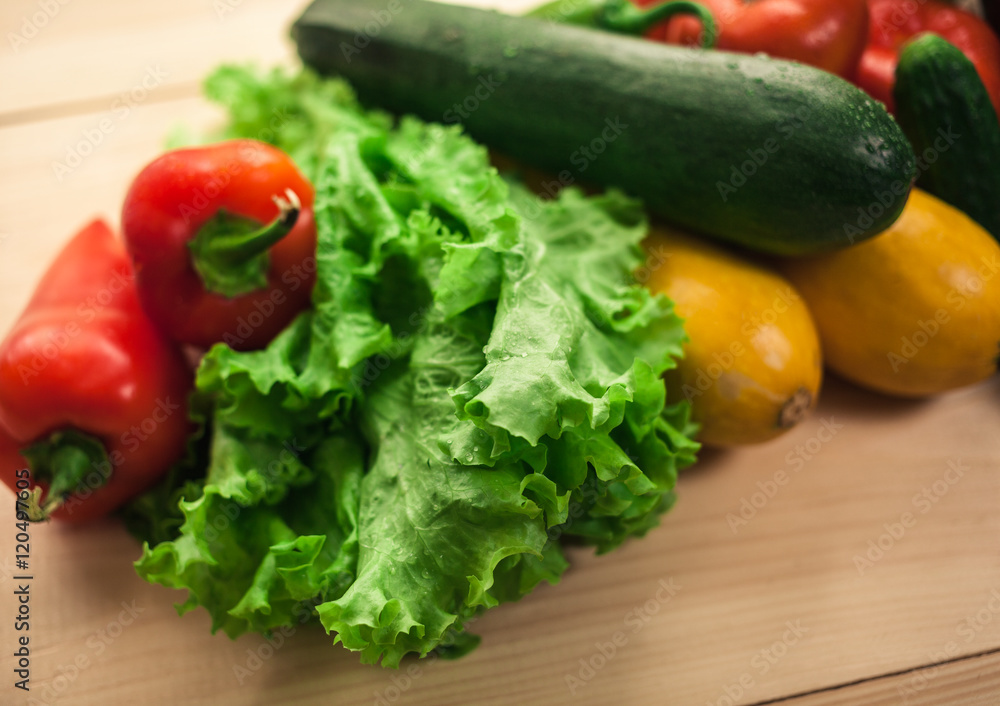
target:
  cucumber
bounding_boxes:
[893,33,1000,240]
[293,0,916,255]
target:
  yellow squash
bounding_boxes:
[644,229,822,446]
[781,188,1000,397]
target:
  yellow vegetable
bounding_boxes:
[781,188,1000,397]
[643,229,822,446]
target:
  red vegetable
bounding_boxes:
[122,139,317,351]
[0,220,192,522]
[857,0,1000,116]
[651,0,870,80]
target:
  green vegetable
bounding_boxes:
[527,0,717,47]
[292,0,916,255]
[128,66,697,667]
[893,33,1000,240]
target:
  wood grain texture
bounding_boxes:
[773,651,1000,705]
[0,0,541,124]
[0,98,223,334]
[0,0,296,123]
[1,1,999,705]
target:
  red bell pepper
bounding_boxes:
[122,139,317,351]
[0,220,193,523]
[650,0,871,80]
[857,0,1000,116]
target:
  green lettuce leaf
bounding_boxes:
[129,65,696,667]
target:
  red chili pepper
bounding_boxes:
[122,139,317,351]
[857,0,1000,115]
[0,220,193,523]
[650,0,870,80]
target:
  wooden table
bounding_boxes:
[1,1,998,704]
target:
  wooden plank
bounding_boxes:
[0,0,542,124]
[0,97,222,332]
[770,650,1000,705]
[0,0,294,123]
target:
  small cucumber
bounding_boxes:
[293,0,916,256]
[893,33,1000,240]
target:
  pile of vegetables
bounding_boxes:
[296,0,917,255]
[294,0,1000,441]
[4,66,697,664]
[2,0,999,668]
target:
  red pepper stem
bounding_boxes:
[203,189,302,264]
[20,429,111,522]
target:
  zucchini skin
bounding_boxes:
[893,34,1000,241]
[293,0,916,255]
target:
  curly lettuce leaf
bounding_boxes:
[320,316,562,666]
[130,65,696,667]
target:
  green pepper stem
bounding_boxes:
[600,0,716,48]
[199,189,301,264]
[188,189,304,299]
[20,429,111,522]
[24,487,57,523]
[528,0,717,49]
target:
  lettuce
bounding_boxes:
[129,66,697,667]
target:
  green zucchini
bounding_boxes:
[293,0,916,255]
[893,33,1000,240]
